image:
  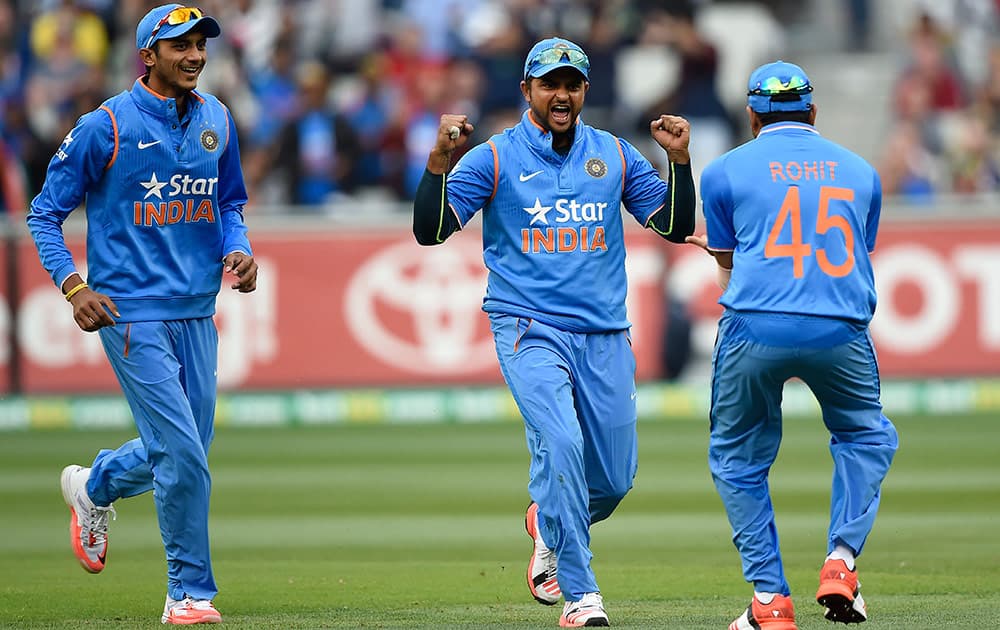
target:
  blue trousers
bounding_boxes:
[490,314,638,601]
[709,310,898,595]
[89,318,219,601]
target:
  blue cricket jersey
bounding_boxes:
[701,122,881,324]
[27,78,252,322]
[445,110,670,332]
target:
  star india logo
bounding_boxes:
[56,128,76,161]
[141,172,169,199]
[523,197,553,225]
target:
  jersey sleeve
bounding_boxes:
[618,138,669,224]
[865,167,882,253]
[445,142,498,225]
[217,106,252,257]
[26,109,115,289]
[699,157,737,252]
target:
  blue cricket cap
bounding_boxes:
[523,37,590,81]
[136,4,221,50]
[746,60,813,113]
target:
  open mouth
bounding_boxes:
[179,65,201,77]
[551,104,571,125]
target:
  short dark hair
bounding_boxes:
[755,110,812,126]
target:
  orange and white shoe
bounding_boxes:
[525,502,561,605]
[161,596,222,625]
[60,465,115,574]
[559,592,609,627]
[729,594,797,630]
[816,558,868,623]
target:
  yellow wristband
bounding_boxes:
[64,283,89,302]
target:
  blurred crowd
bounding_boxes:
[878,0,1000,202]
[0,0,997,215]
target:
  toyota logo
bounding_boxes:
[344,238,496,374]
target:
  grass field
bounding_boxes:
[1,412,998,628]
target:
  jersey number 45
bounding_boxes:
[765,185,856,279]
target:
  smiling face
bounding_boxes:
[520,66,588,147]
[140,30,208,100]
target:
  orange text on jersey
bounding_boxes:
[769,160,838,182]
[521,226,608,254]
[133,199,217,226]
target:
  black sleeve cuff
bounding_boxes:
[647,162,696,243]
[413,169,461,245]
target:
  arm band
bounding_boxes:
[647,162,696,243]
[413,169,461,245]
[65,282,88,301]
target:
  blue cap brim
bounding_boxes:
[523,37,590,81]
[747,93,812,113]
[142,16,221,49]
[526,62,588,81]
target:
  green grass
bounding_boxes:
[1,413,998,628]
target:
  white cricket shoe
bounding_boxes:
[525,502,561,605]
[60,465,115,573]
[161,596,222,625]
[560,592,609,627]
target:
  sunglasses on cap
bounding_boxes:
[529,47,590,71]
[144,6,205,49]
[748,75,813,101]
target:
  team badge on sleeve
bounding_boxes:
[200,129,219,151]
[56,128,78,161]
[585,157,607,178]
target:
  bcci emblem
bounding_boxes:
[585,158,607,178]
[200,129,219,152]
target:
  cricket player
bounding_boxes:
[412,37,695,627]
[26,4,256,625]
[687,60,898,629]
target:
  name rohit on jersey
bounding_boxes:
[521,197,608,254]
[769,160,838,182]
[134,172,217,226]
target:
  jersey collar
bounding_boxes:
[130,77,203,122]
[757,121,820,137]
[520,109,584,154]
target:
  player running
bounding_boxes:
[412,37,695,627]
[27,4,256,625]
[687,60,898,629]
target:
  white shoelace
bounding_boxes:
[84,504,116,543]
[539,547,557,577]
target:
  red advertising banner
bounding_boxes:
[8,218,1000,394]
[868,221,1000,375]
[11,227,670,393]
[668,219,1000,378]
